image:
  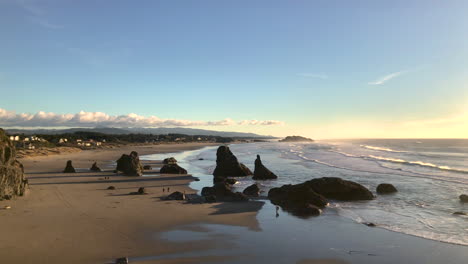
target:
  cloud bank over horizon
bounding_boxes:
[0,108,285,128]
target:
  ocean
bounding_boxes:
[141,139,468,263]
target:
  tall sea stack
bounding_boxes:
[213,146,252,177]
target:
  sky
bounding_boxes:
[1,0,468,138]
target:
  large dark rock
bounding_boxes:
[253,155,278,180]
[460,194,468,203]
[376,183,397,194]
[63,160,76,173]
[164,191,185,200]
[213,146,252,177]
[304,177,374,201]
[0,129,27,199]
[90,162,102,172]
[116,151,143,176]
[115,257,129,264]
[163,157,177,164]
[243,184,260,196]
[268,183,328,217]
[201,182,248,202]
[160,164,187,174]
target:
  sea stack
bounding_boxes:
[253,155,278,180]
[0,128,28,199]
[63,160,76,173]
[212,146,252,177]
[116,151,143,176]
[89,162,102,172]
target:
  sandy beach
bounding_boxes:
[0,143,264,264]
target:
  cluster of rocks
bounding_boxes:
[201,179,249,202]
[0,128,28,200]
[268,177,374,217]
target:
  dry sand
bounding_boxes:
[0,143,264,264]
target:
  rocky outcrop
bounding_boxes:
[268,177,373,217]
[376,183,397,194]
[212,146,252,177]
[268,183,328,217]
[279,136,314,142]
[116,151,143,176]
[253,155,277,180]
[0,129,27,199]
[90,162,102,172]
[160,164,187,174]
[163,157,177,164]
[63,160,76,173]
[460,194,468,203]
[164,191,185,200]
[243,184,260,196]
[304,177,374,201]
[201,182,249,202]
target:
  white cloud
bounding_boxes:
[297,73,328,79]
[0,108,284,128]
[238,120,285,126]
[368,71,406,85]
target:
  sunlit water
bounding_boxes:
[141,140,468,263]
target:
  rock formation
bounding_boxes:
[163,157,177,164]
[201,181,249,202]
[63,160,76,173]
[253,155,277,180]
[268,183,328,217]
[268,177,374,217]
[460,194,468,203]
[164,191,185,200]
[304,177,374,201]
[160,164,187,174]
[279,136,314,142]
[116,151,143,176]
[376,183,397,194]
[0,128,27,199]
[243,183,260,196]
[212,146,252,177]
[89,162,102,172]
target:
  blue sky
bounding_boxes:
[1,0,468,138]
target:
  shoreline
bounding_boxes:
[0,142,264,264]
[2,141,467,263]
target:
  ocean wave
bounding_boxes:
[366,155,468,174]
[361,145,407,153]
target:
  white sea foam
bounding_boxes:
[361,144,407,153]
[366,155,468,174]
